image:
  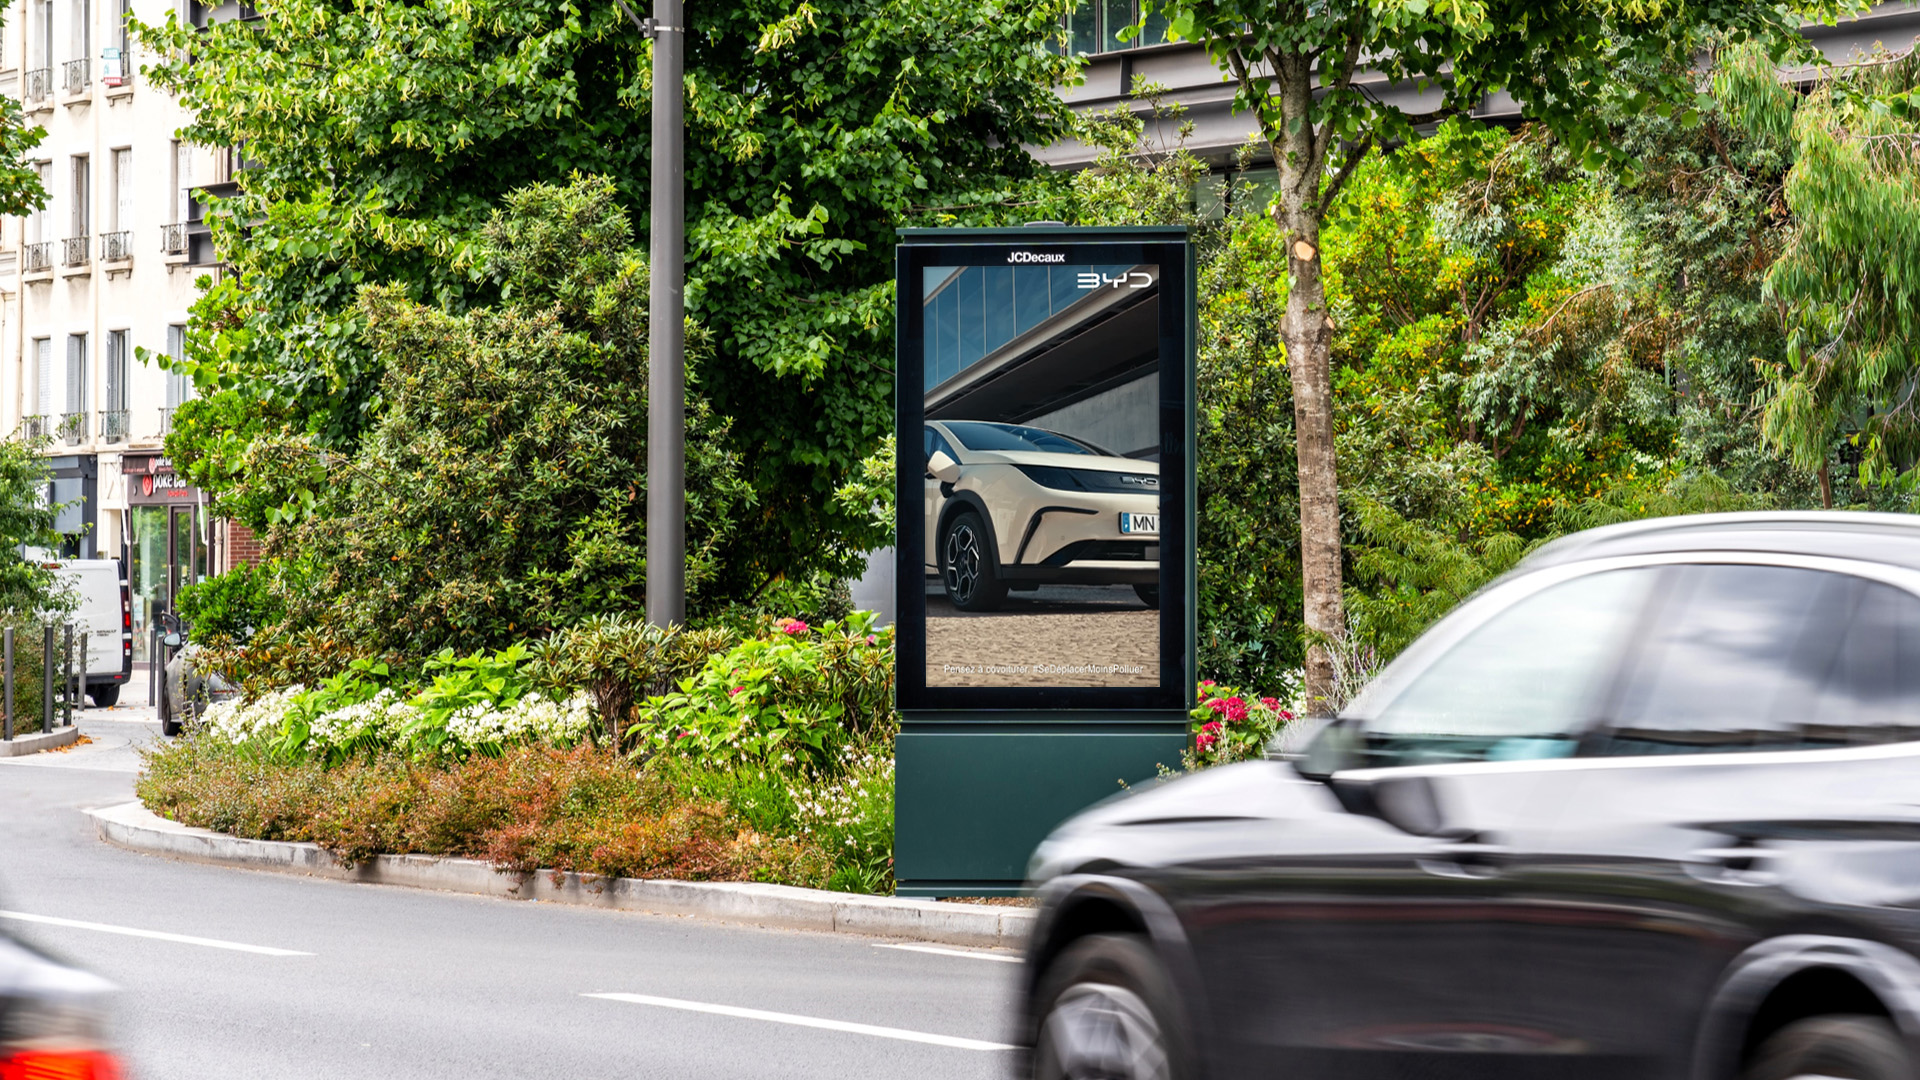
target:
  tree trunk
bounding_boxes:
[1271,56,1344,716]
[1819,459,1833,509]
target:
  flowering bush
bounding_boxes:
[197,647,598,764]
[789,747,894,892]
[1187,679,1298,768]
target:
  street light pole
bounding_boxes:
[630,0,685,629]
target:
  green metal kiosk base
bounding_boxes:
[894,713,1190,897]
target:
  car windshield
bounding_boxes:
[942,421,1108,456]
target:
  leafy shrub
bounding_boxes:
[528,618,738,743]
[175,561,284,645]
[137,739,832,884]
[628,613,895,772]
[1186,680,1298,769]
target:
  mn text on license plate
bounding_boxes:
[1120,512,1160,535]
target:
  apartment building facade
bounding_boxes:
[0,0,245,661]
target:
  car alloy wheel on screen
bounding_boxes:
[942,510,1007,611]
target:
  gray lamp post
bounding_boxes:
[615,0,685,629]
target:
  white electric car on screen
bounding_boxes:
[924,420,1160,612]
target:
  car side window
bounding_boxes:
[1593,564,1920,755]
[925,427,957,466]
[1360,568,1659,767]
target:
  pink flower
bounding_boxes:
[865,635,877,645]
[1201,720,1223,733]
[729,686,744,696]
[1195,732,1218,752]
[677,731,693,739]
[1225,697,1248,723]
[1198,680,1216,688]
[1260,696,1280,710]
[1207,699,1229,714]
[780,619,809,635]
[1279,710,1294,722]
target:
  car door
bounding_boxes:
[1491,560,1920,1080]
[1182,566,1661,1080]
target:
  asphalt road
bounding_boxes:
[0,711,1022,1080]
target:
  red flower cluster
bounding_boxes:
[1206,696,1250,723]
[778,618,809,635]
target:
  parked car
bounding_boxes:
[0,920,122,1078]
[1020,512,1920,1080]
[924,420,1159,611]
[47,559,133,708]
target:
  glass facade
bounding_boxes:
[1061,0,1168,54]
[922,264,1131,390]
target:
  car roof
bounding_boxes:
[1524,511,1920,572]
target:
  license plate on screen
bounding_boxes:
[1120,512,1160,536]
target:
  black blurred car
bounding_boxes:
[1020,512,1920,1080]
[0,923,120,1078]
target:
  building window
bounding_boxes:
[72,0,91,62]
[70,153,88,238]
[33,337,51,419]
[66,333,87,414]
[165,324,193,407]
[27,161,49,244]
[1062,0,1169,55]
[106,329,127,411]
[172,141,193,225]
[111,147,131,231]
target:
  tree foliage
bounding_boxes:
[1141,0,1843,710]
[138,0,1077,590]
[0,436,69,615]
[260,178,754,658]
[1714,42,1920,497]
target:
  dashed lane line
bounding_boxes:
[582,992,1016,1051]
[872,943,1022,963]
[0,911,314,956]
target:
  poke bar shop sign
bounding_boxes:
[123,456,200,503]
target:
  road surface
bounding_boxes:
[0,711,1022,1080]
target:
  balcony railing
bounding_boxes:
[23,243,52,274]
[22,68,50,105]
[61,58,89,96]
[100,231,131,261]
[158,406,174,435]
[18,416,46,441]
[100,409,129,444]
[57,412,87,446]
[160,223,188,256]
[61,236,89,267]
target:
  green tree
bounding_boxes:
[263,177,754,658]
[138,0,1075,592]
[0,436,72,614]
[1149,0,1842,712]
[1714,44,1920,504]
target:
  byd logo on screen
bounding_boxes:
[1006,251,1067,263]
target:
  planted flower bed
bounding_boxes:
[139,611,1300,895]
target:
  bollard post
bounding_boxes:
[2,628,10,742]
[41,623,52,733]
[61,623,72,729]
[77,630,87,714]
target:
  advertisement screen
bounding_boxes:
[918,257,1164,691]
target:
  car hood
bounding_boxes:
[1027,759,1350,884]
[955,449,1159,473]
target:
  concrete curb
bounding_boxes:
[0,726,79,757]
[87,801,1034,950]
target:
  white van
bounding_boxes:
[47,559,133,707]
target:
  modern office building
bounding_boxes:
[0,0,247,663]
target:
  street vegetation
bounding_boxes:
[3,0,1904,890]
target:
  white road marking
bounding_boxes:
[872,942,1022,963]
[583,992,1016,1051]
[0,911,313,956]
